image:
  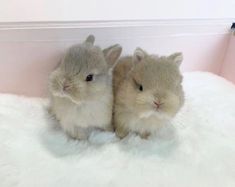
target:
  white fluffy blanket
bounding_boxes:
[0,72,235,187]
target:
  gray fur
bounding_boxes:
[48,35,122,139]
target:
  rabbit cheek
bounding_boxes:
[136,92,153,108]
[161,94,180,117]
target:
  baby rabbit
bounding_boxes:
[113,48,184,139]
[48,35,122,140]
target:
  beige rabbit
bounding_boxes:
[48,35,122,140]
[113,48,184,139]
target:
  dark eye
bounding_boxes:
[86,74,93,82]
[133,79,143,91]
[139,85,143,91]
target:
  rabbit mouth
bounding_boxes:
[139,111,155,119]
[139,110,171,121]
[53,91,66,97]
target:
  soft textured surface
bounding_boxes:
[0,72,235,187]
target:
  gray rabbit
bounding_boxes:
[48,35,122,140]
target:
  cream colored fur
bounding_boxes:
[113,48,184,138]
[50,87,113,139]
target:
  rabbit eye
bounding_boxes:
[133,78,143,91]
[86,74,93,82]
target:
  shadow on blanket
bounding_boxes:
[39,106,178,158]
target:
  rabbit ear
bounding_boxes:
[84,35,95,45]
[103,44,122,69]
[168,52,183,66]
[133,48,146,65]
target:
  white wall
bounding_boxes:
[0,0,234,22]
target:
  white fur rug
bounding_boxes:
[0,72,235,187]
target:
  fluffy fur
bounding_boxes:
[0,72,235,187]
[113,48,184,138]
[48,35,122,139]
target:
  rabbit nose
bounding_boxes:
[63,85,69,91]
[63,81,70,91]
[154,101,163,109]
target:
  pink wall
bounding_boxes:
[221,33,235,83]
[0,20,232,97]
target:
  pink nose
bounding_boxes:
[154,101,162,109]
[63,83,70,91]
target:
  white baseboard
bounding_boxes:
[0,19,233,42]
[0,18,234,29]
